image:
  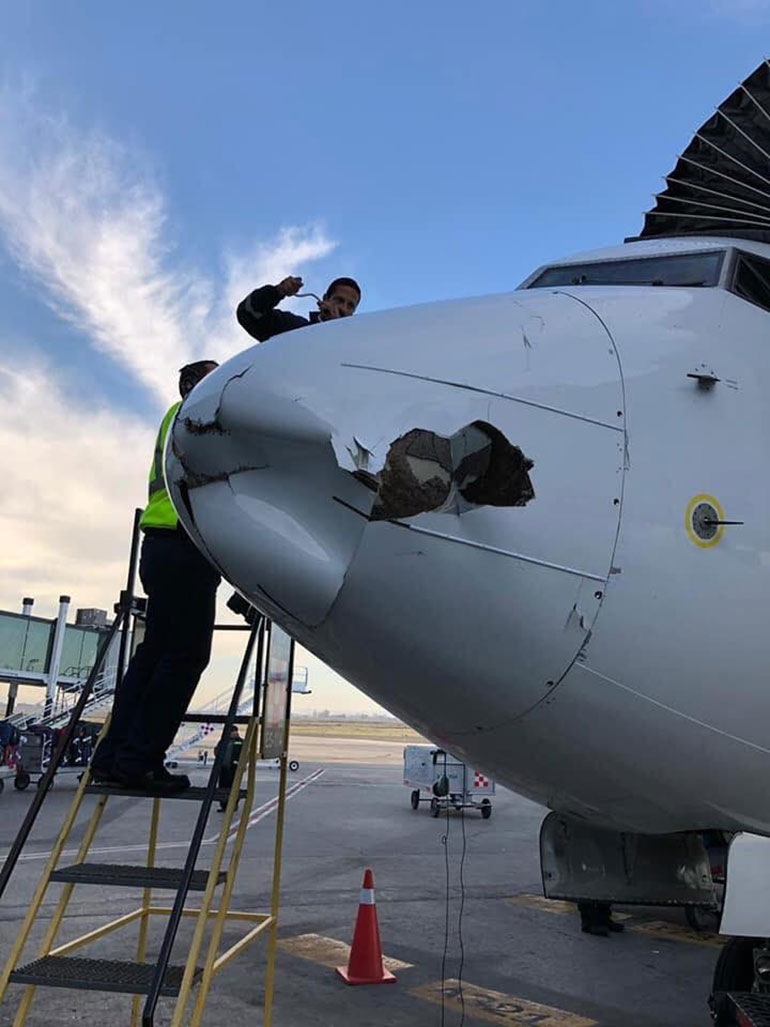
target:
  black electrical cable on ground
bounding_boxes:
[457,801,467,1026]
[440,755,451,1027]
[438,755,469,1026]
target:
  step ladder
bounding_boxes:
[0,514,295,1026]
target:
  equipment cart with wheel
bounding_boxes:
[14,725,95,791]
[403,744,494,818]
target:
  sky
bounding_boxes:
[1,0,769,712]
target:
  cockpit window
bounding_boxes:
[730,251,770,314]
[527,251,725,289]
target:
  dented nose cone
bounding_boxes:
[166,356,371,626]
[167,291,625,729]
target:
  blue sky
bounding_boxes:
[1,0,769,709]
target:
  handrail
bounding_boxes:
[114,508,143,693]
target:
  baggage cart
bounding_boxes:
[403,744,494,818]
[13,724,95,791]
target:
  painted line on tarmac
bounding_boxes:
[279,931,412,972]
[2,768,325,864]
[506,893,723,948]
[226,768,326,840]
[411,979,596,1026]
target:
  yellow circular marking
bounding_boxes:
[685,493,725,548]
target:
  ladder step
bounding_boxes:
[86,784,246,802]
[9,956,201,996]
[50,862,226,890]
[730,992,770,1026]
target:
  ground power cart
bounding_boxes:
[404,744,494,818]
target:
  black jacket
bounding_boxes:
[237,284,320,342]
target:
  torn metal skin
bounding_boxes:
[369,420,535,522]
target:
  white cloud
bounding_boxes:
[0,356,151,612]
[0,87,337,401]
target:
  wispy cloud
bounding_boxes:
[0,87,337,402]
[0,354,152,611]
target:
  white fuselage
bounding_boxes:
[167,236,770,837]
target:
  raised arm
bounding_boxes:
[236,276,309,341]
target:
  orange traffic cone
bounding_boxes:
[336,868,396,985]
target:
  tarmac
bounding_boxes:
[0,737,720,1026]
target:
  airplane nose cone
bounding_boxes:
[167,290,625,728]
[166,355,372,626]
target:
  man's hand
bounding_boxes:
[276,275,304,298]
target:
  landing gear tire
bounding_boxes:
[710,936,761,1025]
[14,772,30,791]
[288,760,299,772]
[410,789,420,810]
[430,797,441,818]
[481,799,492,820]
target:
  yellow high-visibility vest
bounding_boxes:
[139,401,181,532]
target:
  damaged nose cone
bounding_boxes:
[165,364,371,627]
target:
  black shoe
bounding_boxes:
[154,765,191,789]
[90,763,116,783]
[111,766,190,793]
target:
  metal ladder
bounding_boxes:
[0,516,293,1026]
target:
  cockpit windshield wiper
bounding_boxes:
[569,276,708,287]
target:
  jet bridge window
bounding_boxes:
[730,251,770,314]
[526,251,725,289]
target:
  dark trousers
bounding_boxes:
[95,529,220,774]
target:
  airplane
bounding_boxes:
[166,60,770,1024]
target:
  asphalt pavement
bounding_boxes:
[0,757,719,1026]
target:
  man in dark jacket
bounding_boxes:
[237,275,361,342]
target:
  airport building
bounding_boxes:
[0,596,116,719]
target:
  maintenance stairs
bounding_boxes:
[0,513,295,1026]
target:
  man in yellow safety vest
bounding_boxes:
[92,360,220,793]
